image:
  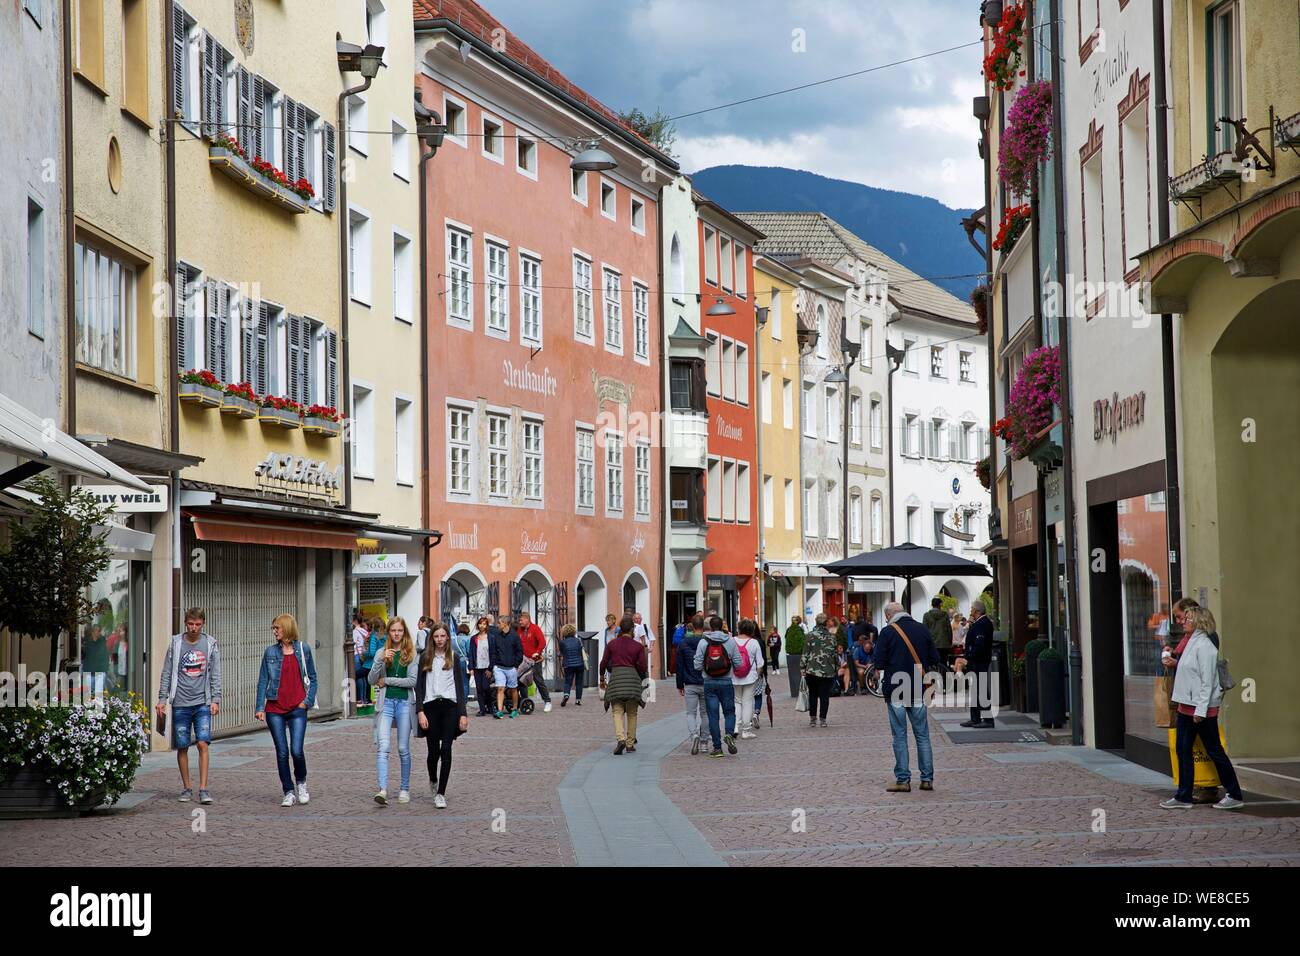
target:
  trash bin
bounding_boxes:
[1037,647,1067,728]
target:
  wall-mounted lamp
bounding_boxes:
[337,40,385,79]
[756,306,770,326]
[570,139,617,171]
[886,341,906,372]
[973,96,990,122]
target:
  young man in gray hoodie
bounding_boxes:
[156,608,222,804]
[693,615,744,757]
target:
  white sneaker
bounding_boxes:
[544,701,553,713]
[1213,795,1244,810]
[374,789,387,805]
[280,791,295,807]
[295,783,310,804]
[397,790,410,804]
[434,793,447,809]
[741,731,756,739]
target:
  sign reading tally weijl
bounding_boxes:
[84,484,168,513]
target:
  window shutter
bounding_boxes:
[949,424,960,461]
[236,65,252,150]
[204,278,217,372]
[325,329,338,408]
[281,98,297,180]
[174,267,189,371]
[298,319,313,406]
[254,303,269,396]
[200,32,215,138]
[171,3,186,119]
[286,313,301,402]
[295,103,308,184]
[322,122,337,211]
[216,284,230,382]
[239,295,255,387]
[251,74,265,160]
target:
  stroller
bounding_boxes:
[514,657,540,715]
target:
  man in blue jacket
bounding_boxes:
[959,604,996,727]
[675,614,708,755]
[873,601,939,792]
[489,614,525,718]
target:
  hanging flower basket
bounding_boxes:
[969,285,988,334]
[179,369,223,407]
[993,204,1031,255]
[975,455,991,490]
[983,1,1027,92]
[996,345,1061,459]
[257,395,304,429]
[219,382,258,419]
[1000,81,1053,196]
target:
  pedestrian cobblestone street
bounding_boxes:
[3,687,1298,867]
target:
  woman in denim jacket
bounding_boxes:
[369,617,418,805]
[254,614,318,807]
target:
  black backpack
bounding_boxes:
[703,641,732,677]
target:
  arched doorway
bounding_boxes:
[938,579,972,614]
[512,565,556,683]
[575,565,607,635]
[440,564,490,630]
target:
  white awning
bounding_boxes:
[0,392,150,492]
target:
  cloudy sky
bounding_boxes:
[479,0,986,209]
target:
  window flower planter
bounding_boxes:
[1170,151,1242,200]
[179,383,222,407]
[258,407,302,429]
[219,394,257,419]
[209,146,309,214]
[302,417,341,438]
[993,204,1031,256]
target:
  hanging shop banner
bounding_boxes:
[352,553,408,578]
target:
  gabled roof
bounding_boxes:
[735,211,975,325]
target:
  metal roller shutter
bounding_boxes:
[357,579,394,618]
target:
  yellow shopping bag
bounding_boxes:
[1167,722,1228,789]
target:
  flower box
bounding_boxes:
[302,416,341,438]
[209,146,309,214]
[1170,151,1242,200]
[179,383,222,407]
[219,394,257,419]
[0,766,107,819]
[258,407,302,429]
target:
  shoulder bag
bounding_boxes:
[890,623,937,705]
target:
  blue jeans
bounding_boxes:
[564,666,584,701]
[703,678,736,750]
[354,656,369,705]
[172,704,212,750]
[887,702,933,783]
[265,707,308,795]
[1174,712,1241,802]
[376,697,412,792]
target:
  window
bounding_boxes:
[27,201,45,338]
[860,317,872,368]
[523,418,543,503]
[905,506,919,543]
[815,305,828,360]
[703,226,717,286]
[516,134,537,177]
[171,5,198,130]
[365,0,389,54]
[633,282,649,361]
[930,419,946,459]
[74,240,137,378]
[1208,1,1240,155]
[122,0,148,120]
[871,497,883,546]
[962,421,976,462]
[447,404,473,497]
[802,380,816,437]
[735,343,748,405]
[947,421,962,461]
[784,479,795,531]
[572,168,588,204]
[763,475,774,529]
[394,397,414,485]
[600,179,616,219]
[634,442,651,519]
[576,426,595,511]
[850,395,862,445]
[930,345,945,378]
[630,197,646,234]
[261,302,285,396]
[346,94,368,155]
[520,253,541,346]
[705,333,720,395]
[850,494,863,546]
[721,339,735,400]
[669,234,684,300]
[720,235,733,291]
[721,460,736,522]
[826,481,839,539]
[391,231,413,323]
[352,383,375,479]
[804,480,818,537]
[1120,100,1151,278]
[73,0,106,88]
[903,414,918,456]
[605,431,624,515]
[670,359,706,413]
[391,119,410,180]
[736,462,751,523]
[870,399,882,449]
[481,114,504,162]
[573,253,593,341]
[446,225,472,327]
[443,95,466,144]
[488,412,510,498]
[825,386,839,442]
[933,509,949,550]
[670,469,704,526]
[733,243,747,297]
[707,457,722,522]
[1083,150,1105,295]
[959,350,974,383]
[602,268,622,352]
[770,289,782,339]
[782,378,793,429]
[485,240,509,338]
[760,373,772,424]
[903,337,918,374]
[348,209,372,305]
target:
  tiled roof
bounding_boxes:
[413,0,648,148]
[735,211,975,324]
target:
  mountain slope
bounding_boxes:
[690,165,981,299]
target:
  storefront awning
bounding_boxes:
[186,512,365,550]
[0,392,151,492]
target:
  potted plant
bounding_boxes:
[993,345,1060,459]
[0,695,150,818]
[1010,653,1027,712]
[969,285,988,335]
[982,1,1027,92]
[974,455,991,490]
[257,394,303,429]
[178,368,223,407]
[992,203,1031,256]
[302,403,341,437]
[999,81,1053,197]
[220,381,258,419]
[1036,645,1067,728]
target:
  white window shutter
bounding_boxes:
[322,123,337,211]
[236,65,252,150]
[948,424,960,461]
[255,302,269,396]
[281,98,297,180]
[298,319,313,405]
[326,329,338,408]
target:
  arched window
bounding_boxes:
[816,304,828,360]
[670,233,683,299]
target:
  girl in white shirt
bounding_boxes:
[415,624,468,808]
[732,619,765,739]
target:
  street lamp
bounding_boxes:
[570,139,617,171]
[337,40,386,79]
[706,297,735,316]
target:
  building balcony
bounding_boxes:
[1170,151,1242,202]
[669,523,711,566]
[667,410,708,470]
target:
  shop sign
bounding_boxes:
[715,415,743,442]
[503,360,558,399]
[1044,468,1065,526]
[592,372,634,407]
[1093,390,1147,443]
[83,484,168,513]
[1010,492,1038,550]
[447,522,478,550]
[254,453,341,501]
[353,553,407,577]
[521,529,548,557]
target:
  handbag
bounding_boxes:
[1153,669,1175,728]
[794,677,809,713]
[1215,655,1235,691]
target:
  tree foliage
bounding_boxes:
[618,106,677,156]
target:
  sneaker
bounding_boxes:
[740,731,756,739]
[544,701,553,713]
[178,788,193,803]
[751,715,760,729]
[1213,795,1245,810]
[820,719,828,728]
[690,734,701,756]
[294,783,309,804]
[198,789,213,805]
[561,695,569,707]
[709,749,724,758]
[510,710,519,719]
[981,719,996,728]
[281,791,295,807]
[886,781,911,793]
[493,710,504,719]
[374,789,388,806]
[613,741,626,755]
[724,734,738,755]
[397,791,410,804]
[574,699,582,706]
[1160,797,1193,809]
[434,793,447,809]
[919,781,934,791]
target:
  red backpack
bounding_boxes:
[733,639,753,679]
[703,641,732,677]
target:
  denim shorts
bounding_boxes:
[172,704,212,749]
[493,666,518,689]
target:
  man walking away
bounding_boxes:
[156,608,222,805]
[922,597,952,666]
[693,615,743,757]
[959,605,996,727]
[874,601,939,792]
[676,614,708,754]
[800,614,838,727]
[518,611,553,713]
